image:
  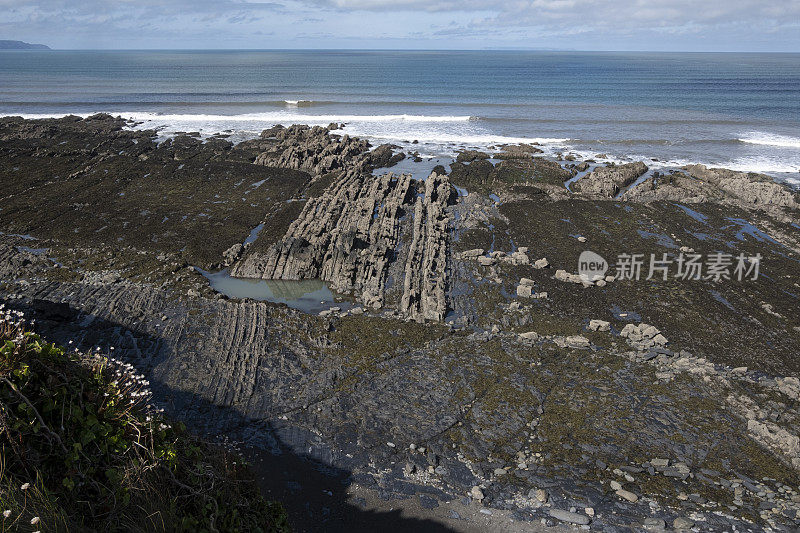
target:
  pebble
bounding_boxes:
[470,486,484,501]
[588,319,610,332]
[643,517,666,529]
[616,489,639,502]
[528,488,548,503]
[548,509,590,525]
[672,517,694,530]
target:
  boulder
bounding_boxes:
[461,248,484,259]
[510,250,530,265]
[573,161,648,198]
[222,243,243,265]
[588,319,610,332]
[519,331,541,342]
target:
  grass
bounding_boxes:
[0,306,289,532]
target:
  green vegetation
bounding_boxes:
[0,307,289,532]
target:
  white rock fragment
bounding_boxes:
[517,285,533,298]
[588,319,610,332]
[461,248,484,259]
[470,486,485,500]
[616,489,638,502]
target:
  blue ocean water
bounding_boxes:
[1,50,799,182]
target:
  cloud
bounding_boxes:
[310,0,490,11]
[0,0,290,47]
[307,0,800,33]
[0,0,798,50]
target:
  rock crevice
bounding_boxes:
[400,173,453,322]
[232,170,454,320]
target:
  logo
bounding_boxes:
[578,250,608,283]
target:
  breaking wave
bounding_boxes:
[739,132,800,149]
[5,112,798,181]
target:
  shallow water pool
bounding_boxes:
[198,268,347,314]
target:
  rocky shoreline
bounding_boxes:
[1,114,800,532]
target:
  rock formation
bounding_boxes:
[683,165,799,208]
[232,170,454,320]
[618,165,800,227]
[573,161,648,197]
[253,124,370,176]
[399,173,453,321]
[232,169,412,307]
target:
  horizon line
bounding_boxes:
[4,47,800,54]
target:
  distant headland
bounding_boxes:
[0,40,50,50]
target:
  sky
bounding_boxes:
[1,0,799,51]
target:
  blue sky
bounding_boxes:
[1,0,799,51]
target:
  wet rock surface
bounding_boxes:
[572,162,648,198]
[231,167,454,320]
[253,124,371,176]
[622,164,800,224]
[2,116,800,532]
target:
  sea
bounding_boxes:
[1,50,799,185]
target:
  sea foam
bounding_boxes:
[122,111,473,124]
[4,112,797,181]
[739,132,800,149]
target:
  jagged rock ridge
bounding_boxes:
[400,173,453,322]
[232,169,454,319]
[253,124,370,176]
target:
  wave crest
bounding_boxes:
[739,132,800,148]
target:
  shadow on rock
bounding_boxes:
[13,297,458,533]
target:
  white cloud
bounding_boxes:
[0,0,798,50]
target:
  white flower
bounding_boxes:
[20,483,30,490]
[30,516,40,525]
[3,510,11,518]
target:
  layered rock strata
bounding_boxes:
[622,164,800,220]
[253,124,370,176]
[572,161,648,198]
[399,173,453,322]
[232,170,454,320]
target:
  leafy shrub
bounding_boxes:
[0,305,289,532]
